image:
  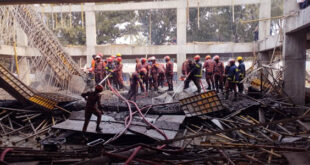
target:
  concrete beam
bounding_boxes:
[38,0,260,13]
[0,42,256,57]
[285,5,310,34]
[259,35,282,52]
[0,0,152,5]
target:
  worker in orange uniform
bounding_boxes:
[128,70,145,101]
[181,59,193,80]
[213,55,224,93]
[135,58,142,72]
[184,55,202,93]
[105,57,115,88]
[81,85,103,133]
[93,55,106,85]
[139,68,148,92]
[203,55,215,90]
[149,56,159,91]
[158,63,165,88]
[114,57,124,90]
[165,56,174,91]
[141,58,150,91]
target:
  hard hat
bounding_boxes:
[237,56,243,61]
[116,57,122,62]
[141,58,147,63]
[97,53,103,57]
[214,55,220,60]
[164,56,170,61]
[205,55,211,60]
[149,56,156,61]
[95,85,104,92]
[110,55,116,60]
[107,57,113,63]
[230,59,235,64]
[116,53,122,57]
[95,55,101,59]
[140,68,147,75]
[194,55,200,61]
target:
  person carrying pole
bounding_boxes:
[184,55,202,93]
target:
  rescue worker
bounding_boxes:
[135,58,142,72]
[165,56,174,91]
[225,59,238,100]
[237,56,246,94]
[213,55,224,92]
[94,55,106,85]
[150,56,159,91]
[128,70,145,101]
[139,68,148,92]
[81,85,103,132]
[105,57,115,88]
[114,57,124,90]
[203,55,215,90]
[141,58,150,91]
[158,63,165,88]
[116,53,122,58]
[181,59,192,80]
[184,55,202,93]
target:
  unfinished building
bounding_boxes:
[0,0,310,164]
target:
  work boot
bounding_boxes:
[96,126,103,132]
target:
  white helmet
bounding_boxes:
[95,55,101,59]
[149,56,156,60]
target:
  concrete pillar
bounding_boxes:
[283,0,306,105]
[259,0,271,40]
[176,0,187,77]
[85,3,97,66]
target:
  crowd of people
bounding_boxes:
[87,53,246,102]
[181,55,246,100]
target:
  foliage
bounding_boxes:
[187,5,259,43]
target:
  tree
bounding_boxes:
[138,9,177,45]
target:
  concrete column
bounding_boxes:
[259,0,271,40]
[283,0,306,105]
[176,0,187,77]
[85,3,97,66]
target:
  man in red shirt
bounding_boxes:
[165,56,174,91]
[203,55,215,90]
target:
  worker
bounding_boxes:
[237,56,246,94]
[150,56,159,91]
[139,68,148,92]
[128,70,145,102]
[203,55,215,90]
[213,55,224,93]
[94,55,106,85]
[158,63,165,88]
[184,55,202,93]
[114,57,124,90]
[225,59,238,100]
[105,57,115,88]
[135,58,142,72]
[141,58,150,91]
[90,54,96,69]
[81,85,103,133]
[110,55,116,62]
[165,56,174,91]
[181,59,192,80]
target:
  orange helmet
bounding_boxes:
[95,85,104,92]
[110,55,116,60]
[205,55,211,60]
[107,57,113,63]
[164,56,170,61]
[194,55,200,61]
[141,58,147,63]
[116,57,122,62]
[214,55,220,60]
[140,68,147,75]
